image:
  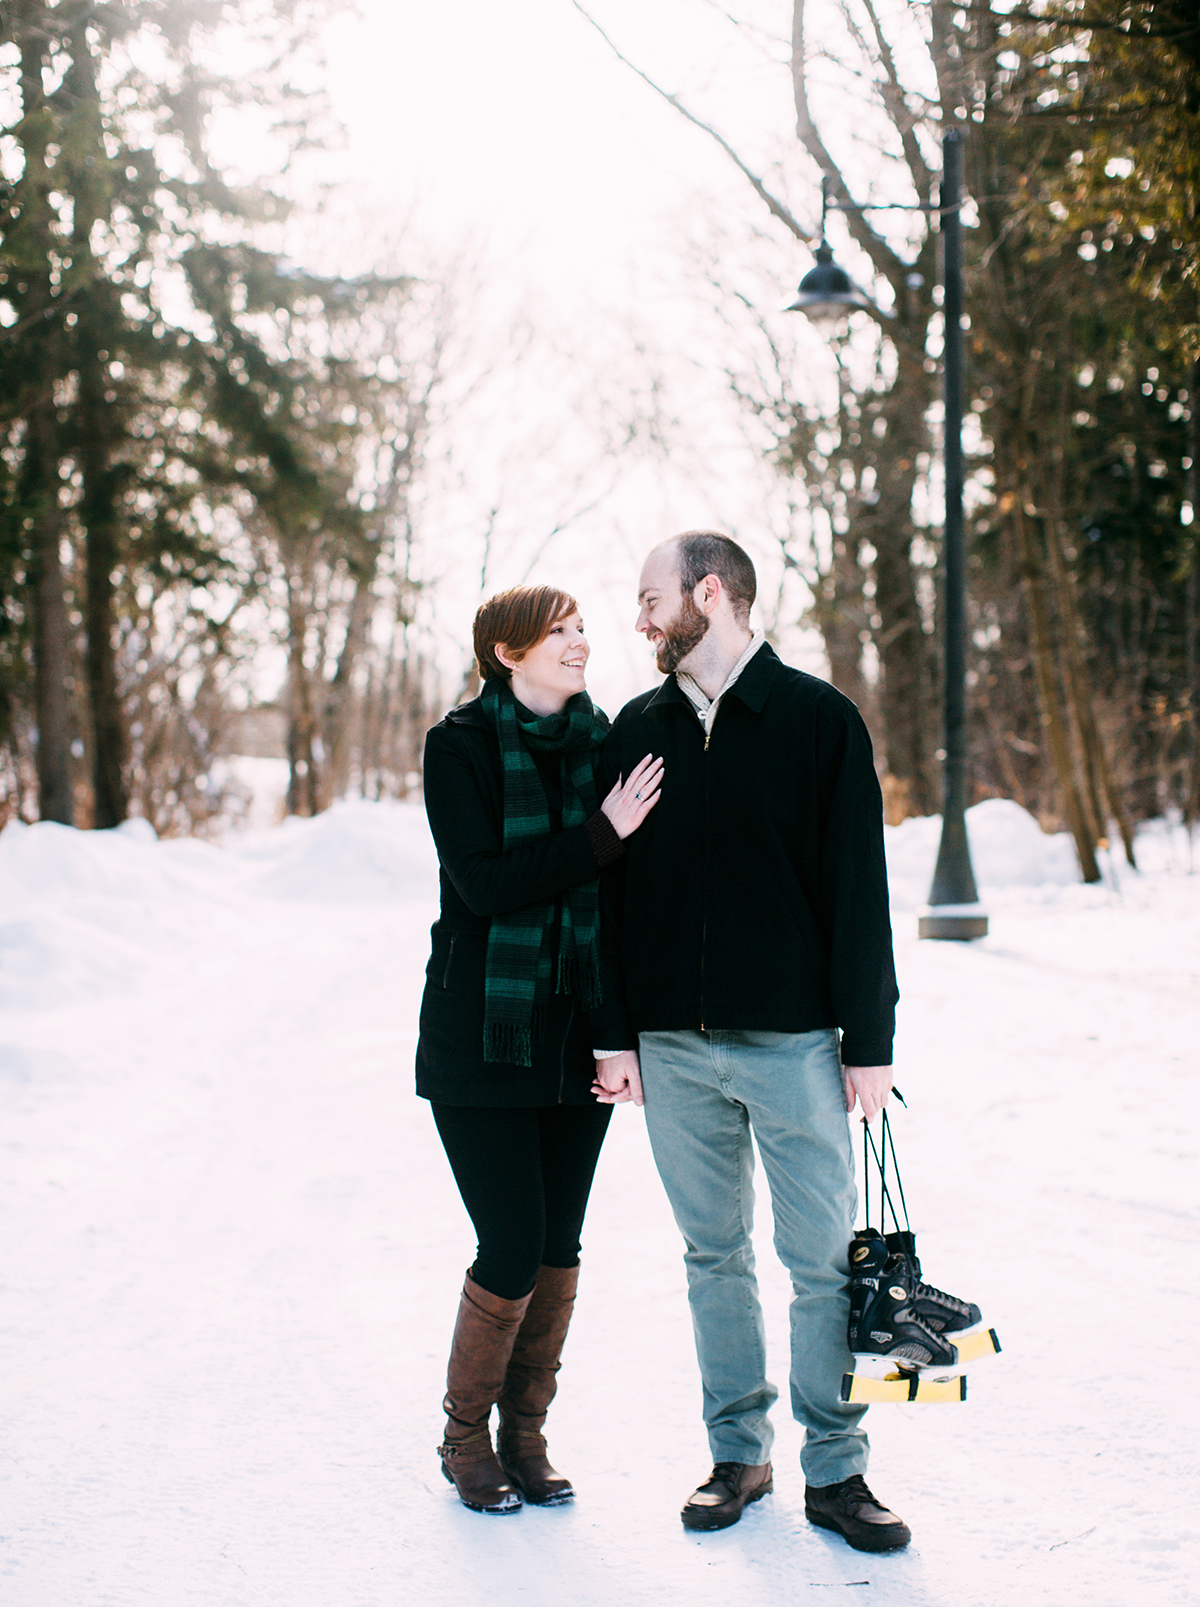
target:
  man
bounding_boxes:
[592,531,908,1554]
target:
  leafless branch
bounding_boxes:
[792,0,909,283]
[859,0,935,193]
[695,0,791,59]
[516,477,626,583]
[569,0,813,243]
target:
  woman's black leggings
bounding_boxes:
[431,1102,613,1300]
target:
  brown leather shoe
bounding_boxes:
[680,1461,773,1531]
[805,1475,911,1552]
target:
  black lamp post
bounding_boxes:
[789,130,987,941]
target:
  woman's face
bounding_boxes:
[506,611,589,713]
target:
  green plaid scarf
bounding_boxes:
[481,677,608,1067]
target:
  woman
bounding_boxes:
[416,585,660,1515]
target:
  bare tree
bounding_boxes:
[573,0,945,814]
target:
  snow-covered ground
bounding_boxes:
[1,798,1197,1607]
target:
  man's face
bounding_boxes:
[636,546,709,675]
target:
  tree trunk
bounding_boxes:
[871,523,938,815]
[29,416,74,825]
[1187,548,1199,825]
[82,498,128,828]
[69,20,129,829]
[285,562,320,816]
[1013,505,1100,880]
[1185,360,1199,828]
[78,358,130,829]
[1043,514,1136,866]
[15,8,74,824]
[860,345,939,815]
[321,555,378,807]
[809,536,869,711]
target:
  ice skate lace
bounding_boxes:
[912,1278,973,1315]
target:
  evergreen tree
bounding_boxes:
[1,0,349,825]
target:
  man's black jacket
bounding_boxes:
[599,645,898,1066]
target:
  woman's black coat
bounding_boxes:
[415,696,633,1107]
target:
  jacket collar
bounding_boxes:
[442,696,490,729]
[442,691,611,733]
[645,641,781,715]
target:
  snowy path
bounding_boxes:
[1,803,1197,1607]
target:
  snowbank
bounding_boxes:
[237,799,439,904]
[0,801,439,1011]
[0,796,1188,1012]
[0,793,1130,924]
[884,797,1081,910]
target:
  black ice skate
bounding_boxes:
[884,1230,983,1335]
[847,1229,960,1374]
[840,1111,1001,1406]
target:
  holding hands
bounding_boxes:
[600,753,663,839]
[591,1050,644,1107]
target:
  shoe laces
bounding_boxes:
[835,1474,879,1508]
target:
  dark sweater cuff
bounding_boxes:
[586,1010,638,1054]
[839,1038,893,1068]
[584,810,625,869]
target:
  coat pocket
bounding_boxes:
[441,931,458,990]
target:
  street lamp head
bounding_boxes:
[786,243,874,324]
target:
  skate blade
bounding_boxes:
[851,1352,965,1381]
[840,1370,967,1405]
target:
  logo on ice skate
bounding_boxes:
[853,1245,871,1262]
[888,1286,907,1300]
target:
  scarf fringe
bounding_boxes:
[557,952,603,1013]
[483,1021,536,1069]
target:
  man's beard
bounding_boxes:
[655,591,710,674]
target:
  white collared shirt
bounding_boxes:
[676,631,767,740]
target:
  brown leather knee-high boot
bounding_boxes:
[439,1272,533,1513]
[496,1263,579,1505]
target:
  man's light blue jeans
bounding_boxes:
[639,1028,869,1486]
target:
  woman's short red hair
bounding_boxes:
[473,585,578,683]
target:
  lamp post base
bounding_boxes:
[918,904,989,941]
